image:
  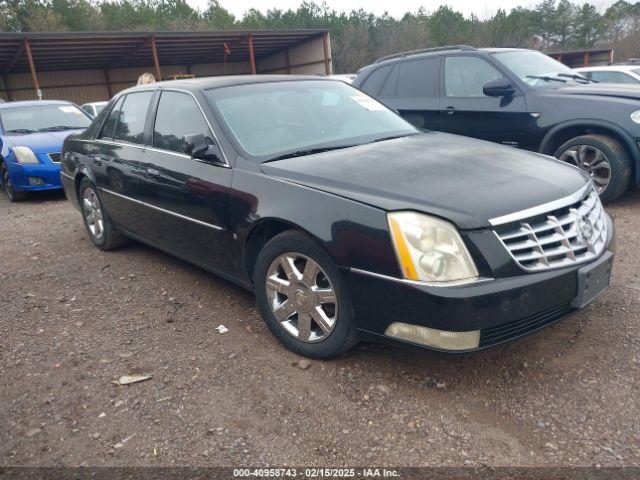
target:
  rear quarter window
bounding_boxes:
[360,65,393,96]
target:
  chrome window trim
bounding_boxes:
[349,267,493,288]
[99,187,224,231]
[489,182,592,226]
[82,138,227,165]
[87,88,231,168]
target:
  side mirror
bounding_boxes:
[483,78,516,97]
[182,133,224,164]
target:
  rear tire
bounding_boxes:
[1,162,27,202]
[253,230,358,359]
[78,178,127,251]
[554,134,632,202]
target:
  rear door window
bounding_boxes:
[113,91,153,145]
[396,57,440,98]
[97,96,124,140]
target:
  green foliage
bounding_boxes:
[0,0,637,72]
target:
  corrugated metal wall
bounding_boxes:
[1,35,331,105]
[257,35,331,75]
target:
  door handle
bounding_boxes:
[444,106,456,115]
[146,168,160,177]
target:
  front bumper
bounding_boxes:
[5,157,62,192]
[345,215,615,352]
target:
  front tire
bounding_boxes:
[554,134,632,202]
[253,231,358,359]
[79,178,127,251]
[1,162,27,202]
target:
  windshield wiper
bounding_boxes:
[526,75,567,83]
[370,133,417,143]
[39,125,86,132]
[557,73,598,84]
[263,144,358,163]
[5,128,36,134]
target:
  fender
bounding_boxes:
[539,118,640,186]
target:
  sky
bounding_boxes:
[186,0,614,21]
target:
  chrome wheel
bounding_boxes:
[82,187,104,240]
[558,145,611,193]
[265,252,338,343]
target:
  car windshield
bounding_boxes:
[205,80,417,160]
[0,104,91,134]
[94,103,107,114]
[493,50,589,87]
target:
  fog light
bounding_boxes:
[385,322,480,350]
[28,177,44,186]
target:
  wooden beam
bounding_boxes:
[322,32,331,76]
[4,39,25,75]
[104,69,113,98]
[150,35,161,81]
[109,39,149,69]
[248,34,256,74]
[24,38,41,99]
[583,52,590,67]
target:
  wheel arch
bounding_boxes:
[539,119,639,185]
[73,166,97,201]
[242,217,326,284]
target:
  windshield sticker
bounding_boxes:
[350,95,385,111]
[59,106,79,113]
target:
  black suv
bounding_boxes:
[353,46,640,201]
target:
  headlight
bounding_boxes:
[13,146,40,164]
[387,211,478,284]
[631,110,640,124]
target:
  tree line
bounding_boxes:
[1,0,640,73]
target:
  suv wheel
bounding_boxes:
[1,162,27,202]
[253,231,358,359]
[79,178,128,250]
[555,134,632,202]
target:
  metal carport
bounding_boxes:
[0,29,332,104]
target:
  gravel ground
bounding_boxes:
[1,189,639,468]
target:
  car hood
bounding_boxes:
[260,132,589,229]
[554,83,640,100]
[1,130,83,153]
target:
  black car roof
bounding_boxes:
[118,75,335,96]
[366,47,530,69]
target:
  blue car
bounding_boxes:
[0,100,92,201]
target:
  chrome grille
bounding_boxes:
[495,187,607,272]
[48,152,61,163]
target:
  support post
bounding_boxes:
[24,38,41,99]
[104,69,113,98]
[583,52,590,67]
[150,35,162,81]
[248,34,256,75]
[322,32,331,76]
[2,74,11,101]
[285,48,291,74]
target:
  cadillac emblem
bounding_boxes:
[576,215,595,244]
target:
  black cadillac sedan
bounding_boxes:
[60,76,615,358]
